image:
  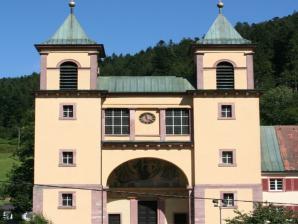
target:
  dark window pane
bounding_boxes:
[174,126,181,134]
[114,110,122,116]
[105,126,112,134]
[182,117,189,125]
[122,110,129,116]
[181,110,189,116]
[105,117,113,125]
[122,126,129,135]
[166,117,173,125]
[109,214,121,224]
[166,126,173,134]
[122,117,129,126]
[182,126,189,134]
[174,110,181,116]
[174,117,181,125]
[114,117,121,125]
[166,110,173,116]
[105,110,113,116]
[114,126,121,134]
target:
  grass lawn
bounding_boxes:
[0,152,17,181]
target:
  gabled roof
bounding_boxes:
[97,76,195,93]
[41,13,97,45]
[199,14,251,45]
[261,126,285,172]
[275,126,298,171]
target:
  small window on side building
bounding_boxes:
[108,214,121,224]
[269,179,283,191]
[218,103,235,120]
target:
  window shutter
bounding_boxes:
[285,179,292,191]
[262,179,268,191]
[216,62,235,89]
[60,62,78,90]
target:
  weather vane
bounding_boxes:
[69,0,76,14]
[217,0,224,14]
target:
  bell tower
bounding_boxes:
[193,0,255,90]
[35,0,105,90]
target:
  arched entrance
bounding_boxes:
[106,158,190,224]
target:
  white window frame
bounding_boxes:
[105,109,130,135]
[59,149,76,167]
[165,109,190,135]
[218,103,235,120]
[269,179,284,191]
[58,192,76,209]
[59,103,77,120]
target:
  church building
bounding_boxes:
[33,1,263,223]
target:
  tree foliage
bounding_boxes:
[226,204,298,224]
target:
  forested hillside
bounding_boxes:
[0,12,297,139]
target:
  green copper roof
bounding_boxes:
[42,13,97,45]
[97,76,195,93]
[199,14,251,45]
[261,126,285,172]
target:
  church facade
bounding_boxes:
[33,2,263,224]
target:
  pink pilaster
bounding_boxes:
[158,199,166,224]
[160,109,166,141]
[90,53,98,90]
[196,53,204,89]
[130,198,138,224]
[246,53,255,89]
[40,53,48,90]
[130,109,136,141]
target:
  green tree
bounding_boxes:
[226,204,298,224]
[260,86,298,125]
[4,110,34,219]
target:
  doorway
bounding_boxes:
[138,201,157,224]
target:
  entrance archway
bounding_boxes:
[106,158,190,224]
[107,158,189,188]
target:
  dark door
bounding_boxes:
[109,214,121,224]
[138,201,157,224]
[174,213,188,224]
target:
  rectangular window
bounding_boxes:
[166,109,190,135]
[59,103,76,120]
[62,152,73,165]
[108,214,121,224]
[59,192,76,209]
[62,194,73,207]
[105,109,129,135]
[218,103,235,120]
[222,193,235,207]
[222,151,233,164]
[221,105,232,118]
[63,105,74,118]
[59,150,76,167]
[269,179,283,191]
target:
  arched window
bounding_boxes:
[60,62,78,90]
[216,62,235,89]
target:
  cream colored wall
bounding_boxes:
[47,52,91,68]
[193,98,261,184]
[102,96,192,108]
[204,188,253,224]
[107,199,131,224]
[102,149,192,187]
[263,192,298,204]
[43,188,92,224]
[165,199,188,224]
[135,110,160,136]
[196,50,253,90]
[45,52,92,90]
[34,98,102,184]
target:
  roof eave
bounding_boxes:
[35,44,106,58]
[191,43,256,52]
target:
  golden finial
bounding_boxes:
[217,0,224,14]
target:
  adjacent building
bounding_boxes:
[32,1,298,224]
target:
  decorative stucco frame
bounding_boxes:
[218,149,237,167]
[220,191,238,209]
[59,103,77,120]
[218,103,236,120]
[59,149,77,167]
[58,191,76,209]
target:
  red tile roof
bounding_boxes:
[275,126,298,171]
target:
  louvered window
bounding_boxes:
[60,62,78,90]
[216,62,235,89]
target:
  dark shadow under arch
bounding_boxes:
[107,158,189,188]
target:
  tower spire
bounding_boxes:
[69,0,76,14]
[217,0,224,14]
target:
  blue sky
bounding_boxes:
[0,0,297,78]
